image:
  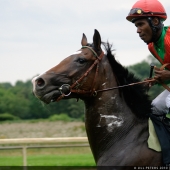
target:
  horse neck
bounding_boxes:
[83,59,148,162]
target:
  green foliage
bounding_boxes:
[128,55,161,79]
[0,80,85,120]
[128,61,151,79]
[0,113,20,121]
[128,55,164,100]
[48,113,72,122]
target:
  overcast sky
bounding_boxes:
[0,0,170,85]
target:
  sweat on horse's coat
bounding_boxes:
[97,114,124,131]
[32,29,163,167]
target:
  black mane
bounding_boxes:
[102,42,151,119]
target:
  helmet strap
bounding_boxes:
[147,17,163,43]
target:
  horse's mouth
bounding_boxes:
[34,84,71,104]
[34,89,61,104]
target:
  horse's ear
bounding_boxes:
[93,29,101,51]
[81,33,88,46]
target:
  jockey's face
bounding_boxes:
[134,18,153,44]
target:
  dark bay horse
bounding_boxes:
[32,29,162,167]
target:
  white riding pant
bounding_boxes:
[152,89,170,115]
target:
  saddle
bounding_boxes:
[149,113,170,165]
[148,118,161,152]
[148,115,170,152]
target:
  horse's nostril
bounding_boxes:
[36,78,45,87]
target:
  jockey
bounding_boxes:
[126,0,170,166]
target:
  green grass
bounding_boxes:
[28,154,95,166]
[0,154,95,166]
[0,148,96,166]
[0,155,23,166]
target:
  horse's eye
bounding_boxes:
[77,58,87,64]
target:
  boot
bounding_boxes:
[162,115,170,132]
[165,163,170,167]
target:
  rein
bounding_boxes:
[56,47,170,102]
[96,79,155,93]
[95,63,170,93]
[96,63,170,93]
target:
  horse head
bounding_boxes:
[32,29,107,104]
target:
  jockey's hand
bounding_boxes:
[143,78,155,88]
[154,69,170,82]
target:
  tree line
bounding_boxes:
[0,55,165,121]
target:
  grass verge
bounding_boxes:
[0,154,95,166]
[0,147,95,166]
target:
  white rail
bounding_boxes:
[0,137,89,167]
[0,137,88,144]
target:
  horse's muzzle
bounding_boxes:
[32,74,71,104]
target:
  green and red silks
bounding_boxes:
[148,26,170,70]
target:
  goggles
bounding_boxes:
[129,8,150,15]
[129,8,166,16]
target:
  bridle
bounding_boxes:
[56,46,104,101]
[56,46,170,102]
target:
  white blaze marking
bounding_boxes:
[71,51,81,55]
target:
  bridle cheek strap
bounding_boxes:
[56,50,104,102]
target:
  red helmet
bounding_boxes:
[126,0,167,22]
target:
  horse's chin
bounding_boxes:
[36,90,61,104]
